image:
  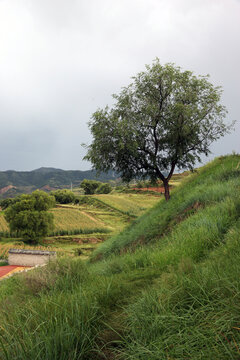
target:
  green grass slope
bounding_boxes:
[0,155,240,360]
[91,155,240,261]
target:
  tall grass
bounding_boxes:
[121,221,240,359]
[0,155,240,359]
[91,155,240,260]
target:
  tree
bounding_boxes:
[80,179,101,194]
[4,191,55,243]
[51,189,75,204]
[96,183,112,194]
[84,59,232,200]
[0,198,19,210]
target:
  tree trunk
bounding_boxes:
[163,180,170,201]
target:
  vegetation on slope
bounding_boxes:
[91,155,240,260]
[0,155,240,359]
[0,168,116,189]
[92,193,160,217]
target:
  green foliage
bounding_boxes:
[51,189,76,204]
[80,179,112,195]
[4,191,55,243]
[95,182,112,194]
[85,59,232,200]
[80,179,101,194]
[0,198,19,210]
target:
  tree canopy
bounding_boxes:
[84,59,232,200]
[4,191,55,243]
[51,189,76,204]
[80,179,112,195]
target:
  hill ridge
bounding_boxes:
[0,168,117,198]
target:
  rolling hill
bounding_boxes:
[0,167,117,198]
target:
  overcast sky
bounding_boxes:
[0,0,239,171]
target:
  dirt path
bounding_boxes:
[81,211,105,226]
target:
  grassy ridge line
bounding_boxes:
[90,193,240,278]
[91,155,240,261]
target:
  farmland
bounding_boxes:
[92,193,160,217]
[0,212,8,232]
[0,191,162,258]
[51,206,107,231]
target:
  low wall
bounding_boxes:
[8,249,57,267]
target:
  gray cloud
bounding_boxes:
[0,0,239,171]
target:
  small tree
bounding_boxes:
[80,179,101,195]
[51,189,75,204]
[84,59,232,200]
[4,191,55,243]
[96,183,112,194]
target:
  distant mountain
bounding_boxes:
[0,167,117,198]
[33,167,64,173]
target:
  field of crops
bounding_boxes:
[0,193,162,236]
[51,207,107,231]
[0,193,162,260]
[92,193,161,216]
[0,213,8,232]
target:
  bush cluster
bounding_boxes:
[50,189,76,204]
[80,179,111,195]
[4,191,55,244]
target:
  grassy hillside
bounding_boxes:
[0,155,240,359]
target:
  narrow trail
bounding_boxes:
[81,211,105,226]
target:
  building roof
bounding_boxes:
[9,249,56,256]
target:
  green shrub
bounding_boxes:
[96,183,112,194]
[51,189,76,204]
[80,179,101,194]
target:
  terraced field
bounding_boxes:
[0,193,162,236]
[1,192,163,235]
[0,213,8,232]
[92,193,160,217]
[51,206,107,231]
[0,193,162,258]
